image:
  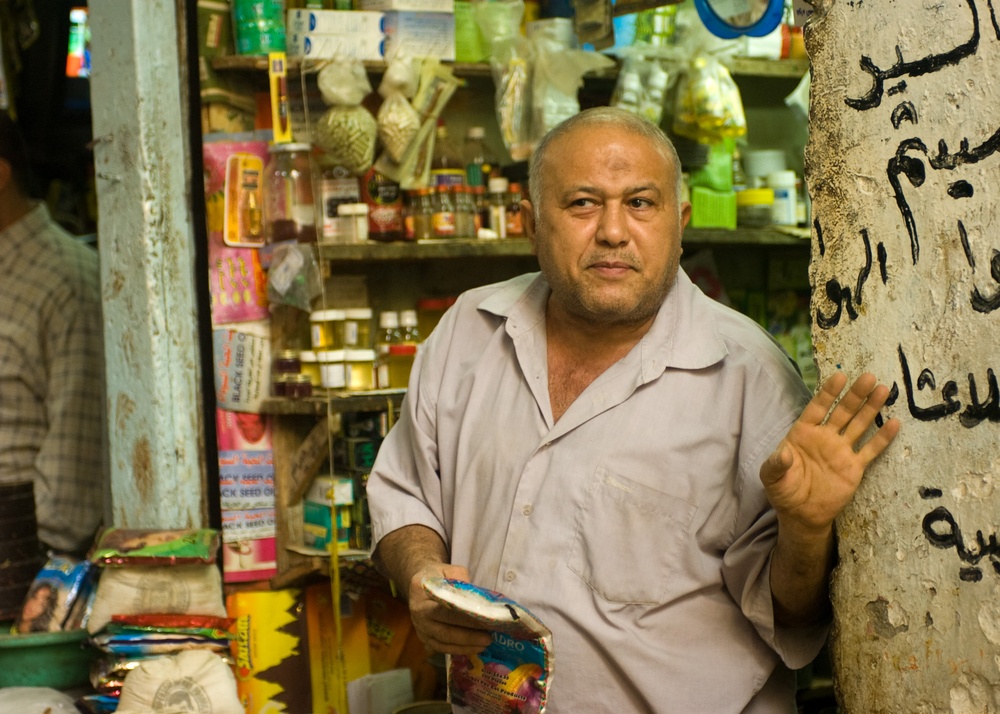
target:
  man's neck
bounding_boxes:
[0,195,38,232]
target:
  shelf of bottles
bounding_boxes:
[315,227,808,262]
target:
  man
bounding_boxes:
[367,107,899,712]
[0,113,105,555]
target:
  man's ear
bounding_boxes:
[522,199,536,254]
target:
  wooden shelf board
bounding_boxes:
[316,228,807,262]
[211,55,808,80]
[261,388,406,415]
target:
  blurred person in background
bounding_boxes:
[0,112,105,556]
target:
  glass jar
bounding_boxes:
[386,343,418,388]
[310,309,346,350]
[343,308,373,348]
[432,186,457,239]
[410,188,435,241]
[318,350,346,389]
[286,373,314,399]
[736,188,774,228]
[299,350,321,387]
[263,143,317,244]
[272,349,301,375]
[344,349,377,391]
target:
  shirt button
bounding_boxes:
[504,570,516,582]
[522,504,533,516]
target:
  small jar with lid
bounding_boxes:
[386,343,418,388]
[343,308,373,348]
[263,143,317,244]
[318,350,346,389]
[310,309,346,350]
[736,188,774,228]
[299,350,321,387]
[285,373,314,399]
[272,349,301,376]
[344,349,377,391]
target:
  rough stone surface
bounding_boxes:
[806,0,1000,710]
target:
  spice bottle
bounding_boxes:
[454,186,476,239]
[432,186,457,239]
[360,166,403,242]
[488,177,509,238]
[506,182,524,237]
[411,188,435,240]
[463,126,496,188]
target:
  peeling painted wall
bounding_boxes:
[806,0,1000,710]
[88,0,208,530]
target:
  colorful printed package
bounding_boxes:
[422,578,553,714]
[90,528,221,566]
[12,555,97,633]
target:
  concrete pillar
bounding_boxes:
[806,0,1000,709]
[88,0,208,529]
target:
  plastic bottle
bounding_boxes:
[487,176,509,238]
[430,120,466,187]
[768,170,798,226]
[463,126,496,188]
[454,186,477,238]
[399,309,422,344]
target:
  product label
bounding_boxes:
[432,211,456,236]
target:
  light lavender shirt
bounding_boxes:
[368,270,825,713]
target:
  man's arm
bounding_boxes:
[374,524,492,655]
[760,372,900,627]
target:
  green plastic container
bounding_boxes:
[0,628,95,689]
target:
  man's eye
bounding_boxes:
[629,198,653,208]
[570,198,596,207]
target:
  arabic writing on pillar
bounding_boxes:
[814,0,1000,328]
[920,487,1000,582]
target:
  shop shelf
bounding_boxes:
[260,388,406,415]
[211,55,809,79]
[316,228,807,262]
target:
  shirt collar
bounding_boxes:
[477,269,729,380]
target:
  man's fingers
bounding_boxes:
[798,371,849,426]
[823,372,878,432]
[840,381,891,444]
[856,417,901,464]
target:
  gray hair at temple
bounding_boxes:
[527,107,684,212]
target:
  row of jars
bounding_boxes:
[272,344,417,397]
[406,179,525,241]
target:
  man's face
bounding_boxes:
[525,124,691,327]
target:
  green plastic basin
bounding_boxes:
[0,627,94,689]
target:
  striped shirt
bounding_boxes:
[0,203,105,553]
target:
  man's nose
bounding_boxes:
[595,204,629,246]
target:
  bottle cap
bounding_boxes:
[399,309,418,327]
[467,126,485,139]
[379,311,400,329]
[344,308,373,319]
[311,309,346,321]
[488,177,510,193]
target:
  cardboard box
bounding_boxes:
[227,589,312,714]
[287,9,385,35]
[305,582,372,713]
[358,0,454,12]
[382,11,455,61]
[287,31,387,60]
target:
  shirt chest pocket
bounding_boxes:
[568,467,697,605]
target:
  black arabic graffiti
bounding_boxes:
[887,128,1000,269]
[922,499,1000,582]
[815,228,873,329]
[846,0,982,111]
[897,344,1000,426]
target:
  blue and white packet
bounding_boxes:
[422,577,553,714]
